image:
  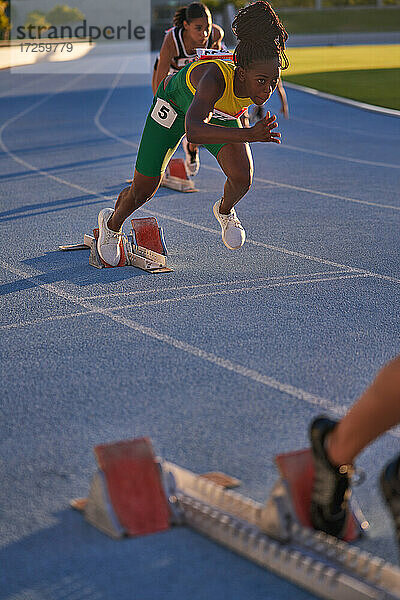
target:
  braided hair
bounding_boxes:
[173,2,211,28]
[232,1,289,70]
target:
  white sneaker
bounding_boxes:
[182,136,200,177]
[213,199,246,250]
[97,208,122,266]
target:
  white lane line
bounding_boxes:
[0,64,115,200]
[284,80,400,118]
[289,115,400,143]
[0,273,369,330]
[93,61,131,145]
[0,258,374,421]
[2,105,399,285]
[137,208,400,286]
[108,273,372,311]
[203,163,400,212]
[2,257,400,441]
[92,80,400,210]
[1,109,399,285]
[2,65,400,289]
[281,143,400,170]
[0,311,91,330]
[2,68,400,441]
[80,270,355,300]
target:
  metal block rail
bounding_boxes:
[59,217,173,273]
[163,461,400,600]
[85,232,171,273]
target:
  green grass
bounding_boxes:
[285,44,399,73]
[284,68,400,109]
[281,44,400,109]
[279,7,400,34]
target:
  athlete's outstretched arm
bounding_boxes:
[153,33,176,95]
[277,79,289,119]
[185,64,281,145]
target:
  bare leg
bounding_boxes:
[327,355,400,466]
[216,142,253,214]
[151,68,157,96]
[108,170,161,232]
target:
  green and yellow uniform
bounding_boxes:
[135,59,252,177]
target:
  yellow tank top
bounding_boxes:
[185,59,252,121]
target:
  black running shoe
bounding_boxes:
[310,416,353,538]
[380,454,400,554]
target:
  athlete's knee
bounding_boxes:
[228,168,252,193]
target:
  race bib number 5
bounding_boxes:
[151,98,177,128]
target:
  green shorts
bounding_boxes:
[135,85,242,178]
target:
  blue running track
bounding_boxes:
[1,53,400,600]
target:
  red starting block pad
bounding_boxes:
[71,438,170,538]
[59,216,173,273]
[161,158,198,193]
[273,448,369,542]
[71,437,241,539]
[131,217,165,255]
[69,439,400,600]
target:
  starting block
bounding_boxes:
[72,438,400,600]
[71,438,241,538]
[125,158,198,193]
[262,448,369,543]
[71,438,170,538]
[161,158,198,193]
[59,216,173,273]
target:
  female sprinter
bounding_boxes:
[97,1,289,266]
[152,2,225,175]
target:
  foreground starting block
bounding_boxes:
[263,448,369,543]
[71,437,400,600]
[59,216,172,273]
[71,437,241,539]
[161,158,198,193]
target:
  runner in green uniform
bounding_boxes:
[97,1,289,266]
[152,2,225,176]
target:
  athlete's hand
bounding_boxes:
[250,112,281,143]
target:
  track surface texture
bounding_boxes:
[1,48,400,600]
